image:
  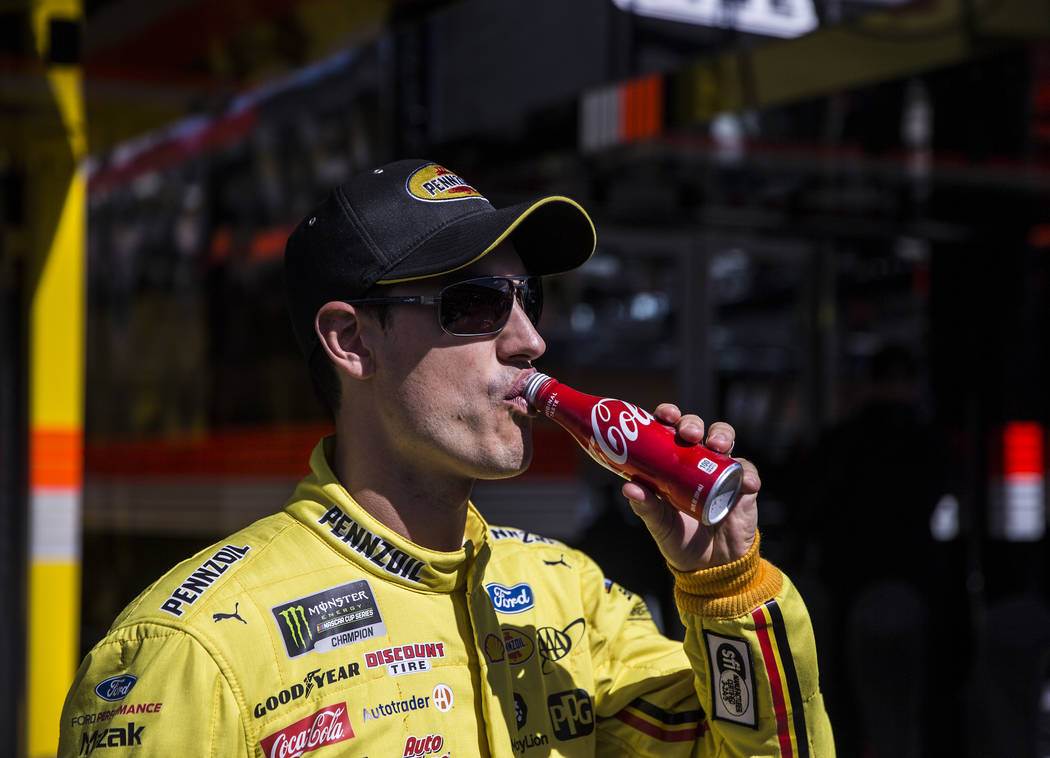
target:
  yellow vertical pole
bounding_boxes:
[25,1,85,756]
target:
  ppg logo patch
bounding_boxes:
[271,579,386,659]
[547,689,594,740]
[704,631,758,728]
[486,582,535,614]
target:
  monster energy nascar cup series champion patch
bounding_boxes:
[272,579,386,658]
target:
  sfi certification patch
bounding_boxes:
[703,630,758,728]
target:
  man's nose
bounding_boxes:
[499,296,546,360]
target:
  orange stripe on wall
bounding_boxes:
[83,421,581,479]
[30,428,83,489]
[619,75,664,142]
[250,224,297,262]
[650,77,665,137]
[85,424,329,478]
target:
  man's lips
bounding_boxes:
[504,369,537,401]
[504,369,538,413]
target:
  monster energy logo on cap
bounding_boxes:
[271,579,386,659]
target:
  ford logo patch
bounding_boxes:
[486,582,535,614]
[94,674,137,702]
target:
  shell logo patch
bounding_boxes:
[406,163,485,202]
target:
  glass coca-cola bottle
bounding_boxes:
[523,373,743,525]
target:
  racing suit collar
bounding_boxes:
[283,437,490,593]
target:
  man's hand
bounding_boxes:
[622,404,760,573]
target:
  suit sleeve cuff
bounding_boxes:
[669,532,783,620]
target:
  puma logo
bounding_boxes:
[213,602,247,624]
[543,555,571,568]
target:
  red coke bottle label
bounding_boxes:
[523,372,742,525]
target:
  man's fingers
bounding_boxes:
[622,481,666,523]
[653,403,682,424]
[654,404,708,444]
[653,408,738,455]
[622,481,649,504]
[736,457,761,493]
[676,414,705,444]
[705,421,736,454]
[622,481,677,545]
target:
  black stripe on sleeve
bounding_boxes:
[765,599,809,758]
[627,697,705,726]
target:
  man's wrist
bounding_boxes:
[669,532,783,619]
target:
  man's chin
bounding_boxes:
[478,434,533,480]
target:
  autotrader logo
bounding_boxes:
[547,689,594,740]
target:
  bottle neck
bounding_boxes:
[522,372,554,410]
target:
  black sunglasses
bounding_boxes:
[344,275,543,337]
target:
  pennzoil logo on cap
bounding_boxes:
[406,163,486,202]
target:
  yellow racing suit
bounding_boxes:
[59,438,834,757]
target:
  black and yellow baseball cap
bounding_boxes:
[284,158,596,358]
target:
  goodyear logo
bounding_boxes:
[406,164,485,202]
[253,662,360,719]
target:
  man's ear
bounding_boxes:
[315,302,376,379]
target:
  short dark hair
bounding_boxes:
[308,288,392,418]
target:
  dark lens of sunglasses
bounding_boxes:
[440,280,515,335]
[438,278,542,336]
[522,277,542,325]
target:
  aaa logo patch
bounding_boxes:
[406,164,484,202]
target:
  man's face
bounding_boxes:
[364,242,547,483]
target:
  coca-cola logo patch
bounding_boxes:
[259,702,354,758]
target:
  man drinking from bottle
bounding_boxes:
[59,159,834,758]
